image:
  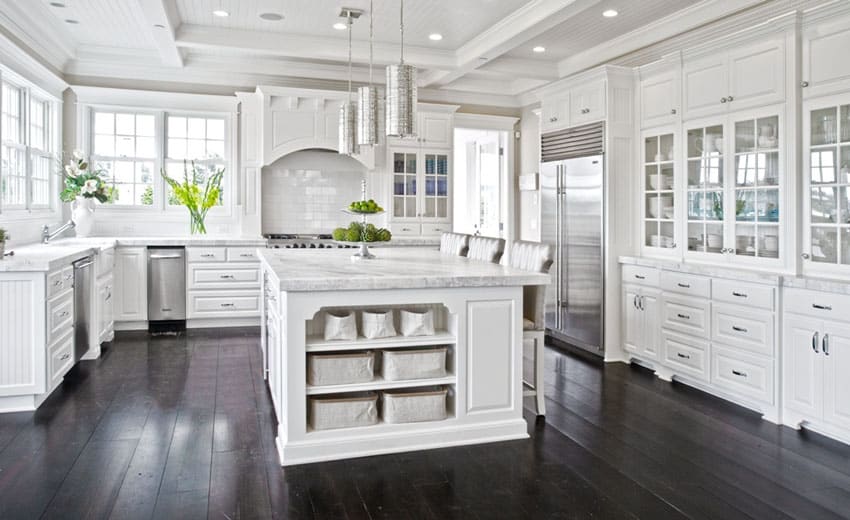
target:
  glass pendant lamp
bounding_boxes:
[357,0,379,146]
[339,11,358,155]
[385,0,417,138]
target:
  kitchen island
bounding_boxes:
[258,247,549,465]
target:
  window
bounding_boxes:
[91,111,157,206]
[0,78,55,212]
[165,115,226,207]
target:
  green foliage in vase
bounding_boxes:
[161,161,225,234]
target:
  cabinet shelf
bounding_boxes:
[306,375,456,395]
[305,331,457,352]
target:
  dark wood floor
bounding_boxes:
[1,329,850,520]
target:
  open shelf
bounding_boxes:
[306,375,456,395]
[306,331,457,352]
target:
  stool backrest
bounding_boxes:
[439,232,469,257]
[466,236,506,264]
[501,240,554,330]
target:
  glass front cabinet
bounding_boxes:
[683,107,784,265]
[642,131,678,255]
[804,96,850,273]
[390,148,451,235]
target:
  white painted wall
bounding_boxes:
[517,106,541,242]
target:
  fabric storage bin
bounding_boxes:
[382,347,447,381]
[382,387,448,424]
[324,310,357,341]
[361,309,396,339]
[307,351,375,386]
[399,309,435,337]
[309,393,378,430]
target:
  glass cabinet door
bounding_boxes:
[392,151,418,219]
[643,134,675,249]
[422,152,449,219]
[686,124,725,254]
[732,115,780,259]
[808,104,850,266]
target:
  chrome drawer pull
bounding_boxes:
[59,353,71,361]
[676,353,691,360]
[64,274,73,280]
[732,370,747,378]
[239,253,254,257]
[220,274,235,279]
[823,334,830,356]
[221,303,235,308]
[732,326,748,333]
[105,292,112,301]
[812,332,820,353]
[677,283,690,288]
[677,313,690,320]
[59,311,69,318]
[732,291,747,298]
[201,253,216,258]
[812,304,833,311]
[53,280,63,287]
[634,274,646,280]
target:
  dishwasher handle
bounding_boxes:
[149,254,183,260]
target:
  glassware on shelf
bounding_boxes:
[811,186,838,224]
[812,227,838,264]
[757,116,779,149]
[812,107,838,146]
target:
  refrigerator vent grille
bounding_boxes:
[541,123,604,162]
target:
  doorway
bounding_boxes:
[453,128,510,239]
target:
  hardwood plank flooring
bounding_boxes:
[0,328,849,519]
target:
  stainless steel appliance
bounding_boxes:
[540,122,605,357]
[73,256,93,362]
[265,234,357,249]
[147,247,186,324]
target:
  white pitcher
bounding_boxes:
[71,196,95,237]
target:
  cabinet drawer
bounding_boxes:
[622,265,659,287]
[226,247,260,262]
[96,248,115,278]
[49,330,74,389]
[389,223,420,236]
[784,288,850,321]
[711,346,774,404]
[661,271,711,298]
[712,305,774,357]
[662,331,708,381]
[47,293,74,343]
[187,247,226,262]
[421,223,451,236]
[188,264,260,290]
[661,295,709,338]
[712,279,774,310]
[187,290,261,318]
[47,266,74,299]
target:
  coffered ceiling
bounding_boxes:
[0,0,769,106]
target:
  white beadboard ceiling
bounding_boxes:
[0,0,775,102]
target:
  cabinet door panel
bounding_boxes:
[540,96,568,133]
[728,40,785,111]
[641,293,660,360]
[640,72,679,128]
[822,322,850,430]
[683,57,728,119]
[782,315,822,417]
[623,288,642,355]
[569,82,606,125]
[467,299,516,414]
[804,22,850,97]
[420,113,452,148]
[114,248,148,322]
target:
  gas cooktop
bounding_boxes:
[264,234,356,249]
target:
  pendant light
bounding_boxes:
[385,0,417,138]
[356,0,379,146]
[338,10,358,156]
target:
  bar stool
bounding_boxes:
[501,240,553,416]
[466,236,506,264]
[439,232,469,257]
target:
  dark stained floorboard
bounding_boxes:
[0,328,848,519]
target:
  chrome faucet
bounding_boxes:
[42,221,76,244]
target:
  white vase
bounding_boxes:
[71,196,96,237]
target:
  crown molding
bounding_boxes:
[0,29,66,97]
[71,85,238,111]
[0,0,75,72]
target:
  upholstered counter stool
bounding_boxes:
[439,232,470,257]
[466,236,506,264]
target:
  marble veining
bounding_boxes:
[618,256,782,285]
[782,276,850,296]
[260,247,550,292]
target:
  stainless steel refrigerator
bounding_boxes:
[540,123,605,357]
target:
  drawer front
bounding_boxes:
[187,247,226,263]
[711,345,774,404]
[713,278,774,310]
[622,265,660,287]
[49,330,75,389]
[421,223,451,236]
[47,293,74,343]
[784,288,850,321]
[47,269,65,298]
[389,222,421,236]
[660,271,711,298]
[188,264,260,290]
[226,247,260,262]
[661,296,709,338]
[188,291,261,318]
[97,248,115,278]
[712,305,774,356]
[662,331,708,380]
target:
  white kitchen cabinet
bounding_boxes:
[388,148,452,237]
[682,39,784,120]
[822,323,850,431]
[186,246,261,323]
[96,275,114,344]
[639,66,681,129]
[802,15,850,99]
[568,80,606,126]
[387,109,455,149]
[641,130,678,256]
[623,284,660,361]
[540,95,569,134]
[113,247,148,323]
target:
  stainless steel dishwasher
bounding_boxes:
[73,256,94,361]
[147,247,186,328]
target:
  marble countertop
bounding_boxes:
[259,247,550,292]
[0,236,266,272]
[782,276,850,295]
[618,256,783,285]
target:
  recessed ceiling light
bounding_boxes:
[64,19,79,24]
[212,9,230,17]
[533,46,546,53]
[333,22,347,30]
[49,2,66,7]
[429,33,443,41]
[259,12,284,21]
[602,9,618,17]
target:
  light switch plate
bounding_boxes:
[519,173,538,191]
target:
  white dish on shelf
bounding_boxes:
[662,207,675,219]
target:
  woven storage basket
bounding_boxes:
[382,387,447,424]
[382,347,447,381]
[309,393,378,430]
[307,351,374,386]
[399,308,435,337]
[361,309,396,339]
[323,310,357,341]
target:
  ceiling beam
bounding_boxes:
[419,0,603,88]
[136,0,183,67]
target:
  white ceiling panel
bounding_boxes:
[174,0,531,49]
[38,0,157,50]
[505,0,703,60]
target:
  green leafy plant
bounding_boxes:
[161,160,224,234]
[332,222,392,243]
[0,228,8,242]
[59,150,113,203]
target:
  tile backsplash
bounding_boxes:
[262,150,366,235]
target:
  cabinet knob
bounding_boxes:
[727,95,734,102]
[720,97,728,104]
[671,109,677,115]
[823,334,830,356]
[801,80,809,88]
[801,253,811,259]
[812,331,820,353]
